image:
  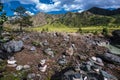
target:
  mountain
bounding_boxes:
[31,13,63,27]
[7,7,120,27]
[88,7,120,16]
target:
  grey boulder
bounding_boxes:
[1,40,23,53]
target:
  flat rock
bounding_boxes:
[16,65,23,71]
[23,65,30,69]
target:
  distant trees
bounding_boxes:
[89,16,111,26]
[57,12,120,27]
[12,6,33,31]
[0,1,7,38]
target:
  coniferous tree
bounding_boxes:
[13,6,33,31]
[0,1,7,38]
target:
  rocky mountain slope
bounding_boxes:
[31,7,120,27]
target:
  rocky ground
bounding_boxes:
[0,31,120,80]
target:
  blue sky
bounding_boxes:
[1,0,120,16]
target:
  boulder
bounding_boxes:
[99,53,120,65]
[1,40,23,53]
[100,70,118,80]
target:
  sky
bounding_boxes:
[1,0,120,16]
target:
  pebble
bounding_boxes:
[27,73,36,79]
[23,65,30,69]
[30,46,36,51]
[40,59,46,65]
[16,65,23,71]
[39,65,47,72]
[7,60,16,65]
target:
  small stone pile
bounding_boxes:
[7,57,17,67]
[7,57,30,71]
[38,59,47,72]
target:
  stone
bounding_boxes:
[30,46,36,51]
[96,58,104,66]
[90,57,104,66]
[40,59,46,65]
[16,65,23,71]
[27,73,36,79]
[1,40,23,53]
[66,47,74,56]
[39,65,47,72]
[22,35,29,41]
[7,64,17,67]
[44,48,54,57]
[91,56,97,61]
[36,74,41,80]
[43,40,49,46]
[7,57,17,67]
[74,64,81,72]
[71,44,77,50]
[58,58,67,66]
[7,60,16,65]
[100,70,118,80]
[23,65,30,69]
[99,53,120,65]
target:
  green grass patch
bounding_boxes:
[27,24,120,33]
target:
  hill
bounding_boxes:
[88,7,120,16]
[7,7,120,27]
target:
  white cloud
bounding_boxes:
[25,11,34,16]
[2,0,120,12]
[14,11,34,16]
[1,0,39,4]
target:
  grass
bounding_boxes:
[26,24,120,33]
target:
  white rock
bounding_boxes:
[16,65,23,71]
[39,65,47,72]
[7,64,17,67]
[91,56,97,61]
[30,46,36,51]
[40,59,46,65]
[23,65,30,69]
[7,60,16,65]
